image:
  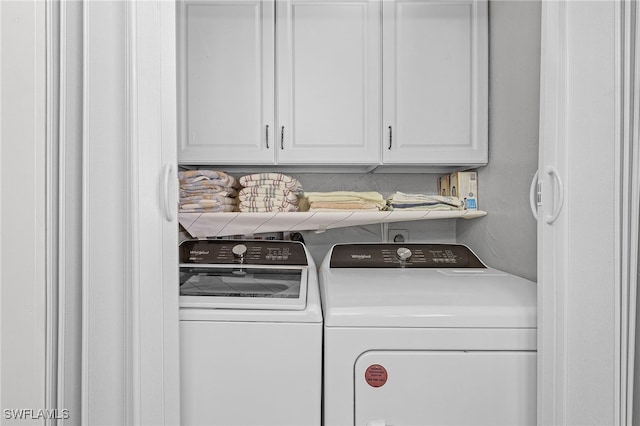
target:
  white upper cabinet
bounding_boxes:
[177,0,488,169]
[276,0,381,164]
[382,0,488,166]
[177,1,275,164]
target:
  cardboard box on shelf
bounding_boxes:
[437,175,450,196]
[449,171,478,210]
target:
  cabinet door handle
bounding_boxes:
[388,126,392,150]
[161,163,176,222]
[265,124,269,149]
[545,166,564,224]
[280,126,285,149]
[529,170,539,220]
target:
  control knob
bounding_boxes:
[232,244,248,261]
[396,247,412,261]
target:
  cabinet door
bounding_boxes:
[276,0,381,165]
[382,0,488,166]
[177,0,275,164]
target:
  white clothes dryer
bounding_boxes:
[179,240,322,426]
[319,243,536,426]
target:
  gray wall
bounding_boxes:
[457,0,541,282]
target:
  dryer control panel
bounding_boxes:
[329,244,486,268]
[180,240,308,266]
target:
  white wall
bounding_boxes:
[0,1,47,424]
[457,0,541,282]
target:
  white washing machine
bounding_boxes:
[179,239,322,426]
[319,243,537,426]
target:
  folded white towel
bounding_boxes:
[179,197,236,207]
[305,191,386,210]
[178,170,240,214]
[179,204,236,213]
[308,201,381,211]
[387,192,463,211]
[180,193,237,203]
[179,169,238,188]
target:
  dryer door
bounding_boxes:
[355,350,536,426]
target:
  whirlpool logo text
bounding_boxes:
[351,254,372,259]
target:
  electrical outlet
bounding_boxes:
[389,229,409,243]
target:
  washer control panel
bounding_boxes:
[180,240,308,265]
[329,243,486,268]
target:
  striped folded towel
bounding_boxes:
[238,187,299,205]
[238,173,304,212]
[240,196,298,207]
[238,201,298,213]
[239,173,303,194]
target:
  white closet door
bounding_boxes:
[82,1,180,423]
[536,1,628,424]
[276,0,381,165]
[382,0,487,166]
[177,0,275,164]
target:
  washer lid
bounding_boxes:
[180,265,308,310]
[179,240,312,311]
[320,267,536,328]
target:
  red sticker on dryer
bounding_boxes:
[364,364,388,388]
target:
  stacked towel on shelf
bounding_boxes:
[387,191,463,211]
[238,173,304,212]
[305,191,386,211]
[178,169,239,213]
